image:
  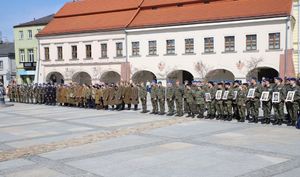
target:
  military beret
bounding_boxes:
[251,77,257,81]
[290,78,297,81]
[274,77,283,82]
[217,82,223,85]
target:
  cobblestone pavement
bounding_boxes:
[0,103,299,177]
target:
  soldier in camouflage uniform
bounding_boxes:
[174,80,184,117]
[236,83,248,122]
[185,84,196,118]
[205,82,216,119]
[232,81,240,120]
[166,81,175,116]
[272,77,285,125]
[194,82,205,118]
[285,78,299,126]
[248,77,262,123]
[215,83,224,120]
[261,79,272,124]
[138,82,148,113]
[222,82,233,121]
[150,81,158,114]
[183,80,189,114]
[157,81,166,115]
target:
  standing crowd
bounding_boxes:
[4,77,300,129]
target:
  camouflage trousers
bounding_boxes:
[140,98,147,112]
[262,101,272,118]
[206,101,215,116]
[187,102,196,115]
[151,98,158,113]
[158,99,165,114]
[238,104,246,119]
[286,102,299,121]
[273,102,284,121]
[175,98,183,116]
[196,103,205,117]
[167,98,175,114]
[248,100,260,118]
[223,100,232,116]
[216,100,224,116]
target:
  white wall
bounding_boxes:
[37,17,293,84]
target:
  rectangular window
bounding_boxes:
[269,33,280,50]
[116,42,123,57]
[28,49,34,62]
[166,39,175,54]
[44,47,50,61]
[0,61,3,70]
[19,31,24,40]
[101,43,107,58]
[246,35,257,51]
[28,30,33,39]
[185,38,194,54]
[19,49,25,62]
[132,42,140,56]
[204,37,214,53]
[72,45,77,59]
[225,36,235,52]
[57,47,63,60]
[149,41,157,55]
[86,44,92,58]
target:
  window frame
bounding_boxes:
[101,43,108,58]
[246,34,257,51]
[19,31,24,40]
[132,41,140,56]
[71,45,77,59]
[44,47,50,61]
[224,36,235,52]
[116,42,123,57]
[185,38,194,54]
[28,49,34,62]
[166,39,175,55]
[0,61,3,70]
[19,49,25,63]
[28,30,33,39]
[269,33,280,50]
[148,40,157,55]
[57,46,63,60]
[85,44,92,59]
[204,37,214,53]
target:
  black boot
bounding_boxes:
[272,119,279,125]
[227,115,232,121]
[277,119,282,126]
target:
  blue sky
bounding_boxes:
[0,0,70,42]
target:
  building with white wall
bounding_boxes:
[36,0,295,85]
[0,42,16,87]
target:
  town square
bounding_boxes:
[1,0,300,177]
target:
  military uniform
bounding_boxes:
[185,86,196,118]
[261,82,273,124]
[138,84,148,113]
[157,84,166,115]
[194,86,205,118]
[174,84,184,116]
[237,86,247,122]
[166,84,175,116]
[150,84,158,114]
[247,82,261,123]
[222,84,234,121]
[131,85,139,110]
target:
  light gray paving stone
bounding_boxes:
[4,167,68,177]
[192,126,300,156]
[0,159,34,171]
[40,135,162,160]
[67,142,289,177]
[273,167,300,177]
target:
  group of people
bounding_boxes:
[3,76,300,129]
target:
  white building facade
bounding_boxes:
[36,0,295,85]
[0,42,16,87]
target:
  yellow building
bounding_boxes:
[293,0,300,76]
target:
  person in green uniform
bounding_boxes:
[174,80,184,117]
[138,82,148,113]
[150,81,158,114]
[157,81,166,115]
[272,77,285,125]
[285,78,299,126]
[194,81,205,118]
[166,81,175,116]
[236,83,248,122]
[222,82,234,121]
[185,84,196,118]
[215,83,224,120]
[205,81,216,119]
[261,79,272,124]
[248,77,261,123]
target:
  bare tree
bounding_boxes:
[245,57,264,79]
[194,61,211,80]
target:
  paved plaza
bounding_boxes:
[0,103,299,177]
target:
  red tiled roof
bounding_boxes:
[55,0,143,17]
[129,0,292,29]
[37,0,292,37]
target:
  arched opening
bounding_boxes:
[205,69,235,82]
[246,67,279,82]
[46,72,64,84]
[167,70,194,84]
[100,71,120,84]
[72,72,92,85]
[132,70,157,84]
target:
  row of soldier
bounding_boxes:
[5,77,300,128]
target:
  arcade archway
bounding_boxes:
[247,67,279,82]
[205,69,235,82]
[46,72,64,84]
[100,71,121,84]
[72,72,92,85]
[167,70,194,84]
[132,70,157,84]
